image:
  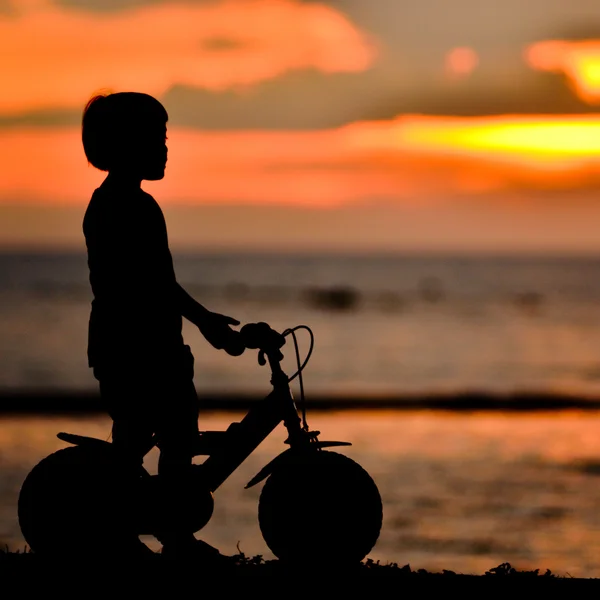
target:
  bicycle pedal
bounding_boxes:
[193,431,228,455]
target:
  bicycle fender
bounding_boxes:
[245,449,293,489]
[56,432,111,449]
[244,441,351,489]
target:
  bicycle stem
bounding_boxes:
[199,349,303,492]
[267,350,303,438]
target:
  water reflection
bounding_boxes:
[2,410,600,576]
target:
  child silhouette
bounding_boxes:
[81,91,244,558]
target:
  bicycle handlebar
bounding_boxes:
[240,322,286,364]
[239,321,314,433]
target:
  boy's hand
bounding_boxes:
[198,311,245,356]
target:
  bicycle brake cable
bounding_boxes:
[282,325,314,383]
[282,325,314,431]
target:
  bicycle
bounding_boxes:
[17,322,383,564]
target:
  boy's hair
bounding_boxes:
[82,91,168,171]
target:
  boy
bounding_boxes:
[81,91,244,558]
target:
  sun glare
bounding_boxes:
[526,40,600,104]
[445,47,479,77]
[395,115,600,163]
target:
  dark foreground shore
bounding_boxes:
[2,551,600,591]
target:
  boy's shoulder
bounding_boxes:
[85,186,114,217]
[84,186,162,229]
[87,185,155,208]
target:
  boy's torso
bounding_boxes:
[83,183,184,370]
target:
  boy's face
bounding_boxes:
[136,121,168,181]
[114,119,168,181]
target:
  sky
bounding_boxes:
[1,0,600,253]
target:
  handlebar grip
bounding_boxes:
[224,331,245,356]
[240,322,285,365]
[240,322,285,350]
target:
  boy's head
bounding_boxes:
[82,91,168,181]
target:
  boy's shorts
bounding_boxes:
[94,345,199,464]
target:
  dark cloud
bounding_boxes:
[56,0,161,11]
[0,0,15,15]
[55,0,208,12]
[199,37,249,52]
[162,64,596,131]
[363,70,597,120]
[0,108,80,129]
[162,69,393,130]
[0,63,593,132]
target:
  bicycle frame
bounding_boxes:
[200,348,351,491]
[57,347,350,494]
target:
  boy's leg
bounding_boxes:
[151,372,228,560]
[96,375,156,555]
[152,375,202,549]
[99,376,155,471]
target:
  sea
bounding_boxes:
[4,251,600,575]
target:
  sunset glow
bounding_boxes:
[396,115,600,163]
[526,40,600,104]
[1,114,598,209]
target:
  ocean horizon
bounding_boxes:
[3,250,600,402]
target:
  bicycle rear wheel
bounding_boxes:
[18,445,141,555]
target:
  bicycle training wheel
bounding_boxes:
[258,450,383,565]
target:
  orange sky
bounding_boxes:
[1,0,600,251]
[1,1,598,204]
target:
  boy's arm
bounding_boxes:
[175,283,244,355]
[175,282,211,326]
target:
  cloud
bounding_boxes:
[0,0,14,15]
[0,0,376,113]
[163,66,597,132]
[363,70,597,120]
[56,0,167,11]
[3,0,599,125]
[0,108,79,128]
[2,62,593,132]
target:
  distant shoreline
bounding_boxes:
[2,389,600,414]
